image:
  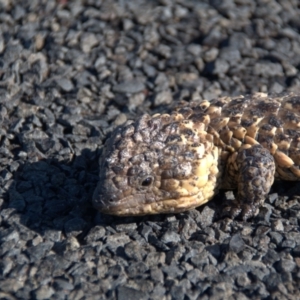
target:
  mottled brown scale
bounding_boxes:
[93,92,300,220]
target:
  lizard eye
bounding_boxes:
[141,176,153,187]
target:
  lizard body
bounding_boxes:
[93,92,300,219]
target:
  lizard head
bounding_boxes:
[93,110,219,216]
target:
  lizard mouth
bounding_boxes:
[92,184,151,215]
[92,193,148,216]
[92,187,211,216]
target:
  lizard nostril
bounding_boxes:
[107,193,118,203]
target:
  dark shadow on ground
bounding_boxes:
[2,149,100,236]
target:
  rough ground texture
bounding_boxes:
[0,0,300,299]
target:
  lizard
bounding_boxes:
[93,92,300,220]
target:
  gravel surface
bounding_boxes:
[0,0,300,299]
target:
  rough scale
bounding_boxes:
[93,92,300,219]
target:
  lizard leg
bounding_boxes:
[223,144,276,220]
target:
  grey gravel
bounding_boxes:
[0,0,300,299]
[113,80,145,94]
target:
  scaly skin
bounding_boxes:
[93,92,300,219]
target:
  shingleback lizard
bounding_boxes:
[93,92,300,220]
